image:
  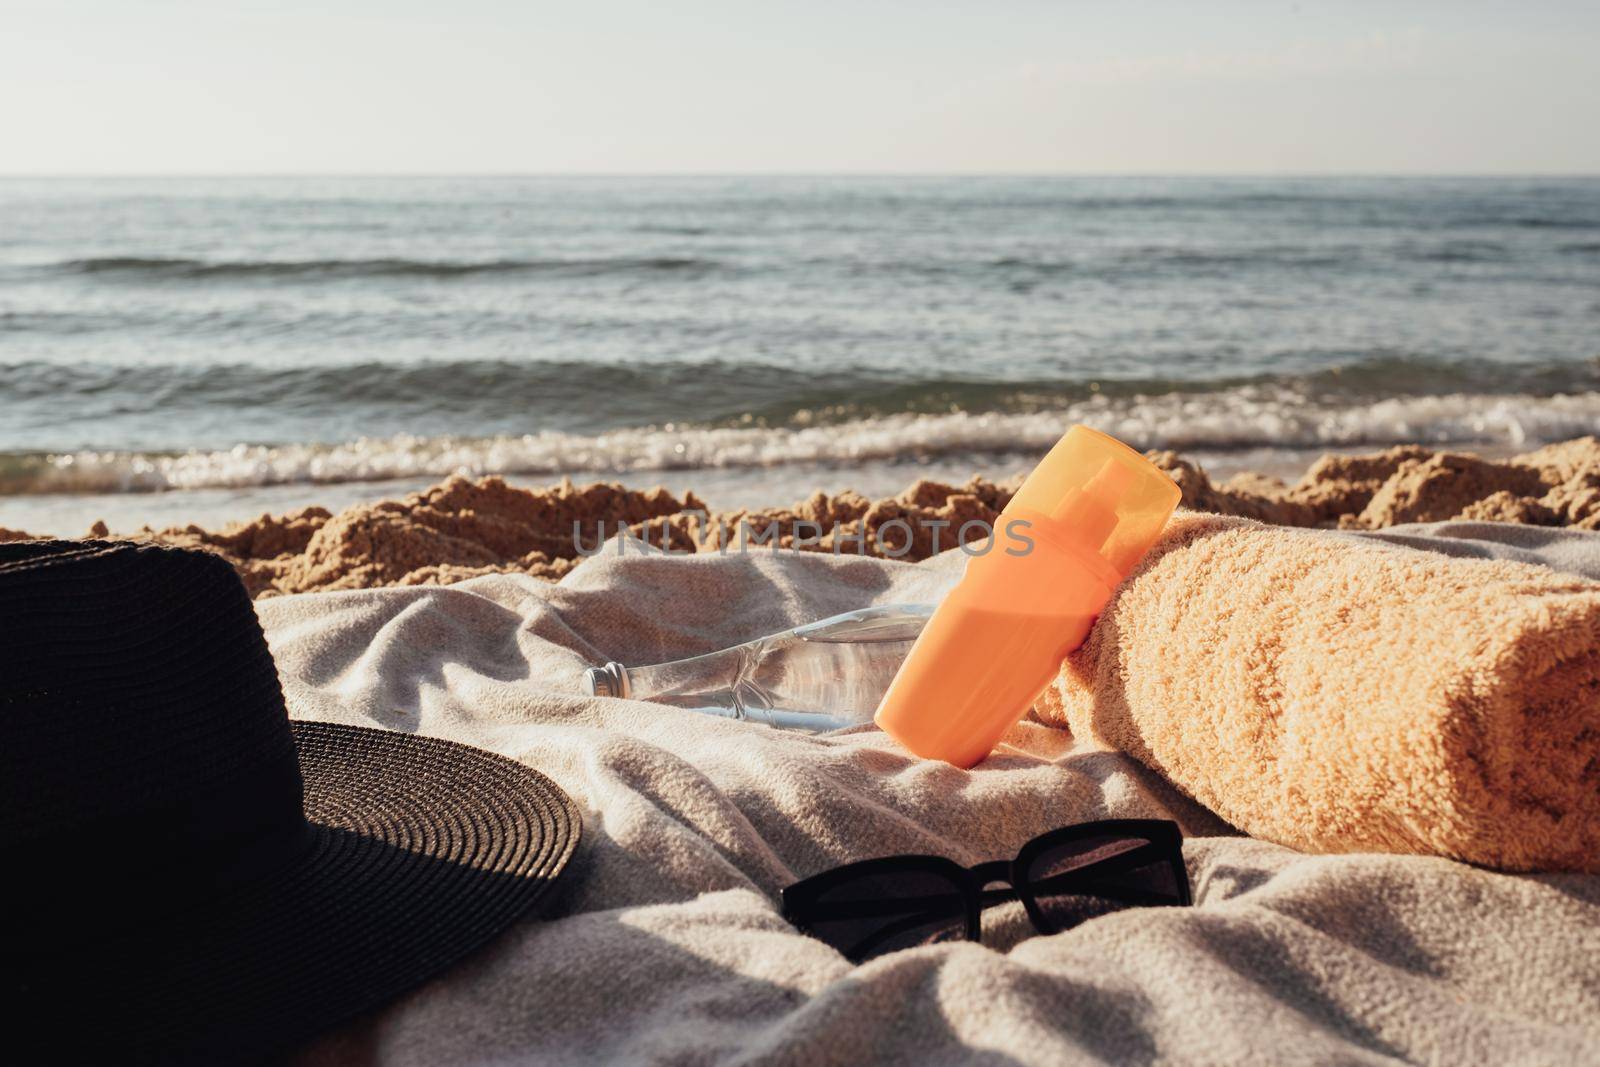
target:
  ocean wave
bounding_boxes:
[6,357,1596,440]
[1,358,1037,431]
[1500,217,1600,230]
[970,242,1515,276]
[1404,240,1509,263]
[55,255,719,281]
[7,388,1597,496]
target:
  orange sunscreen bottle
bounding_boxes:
[874,425,1181,767]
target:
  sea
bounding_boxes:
[3,175,1599,535]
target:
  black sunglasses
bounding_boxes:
[781,819,1190,963]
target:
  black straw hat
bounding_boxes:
[2,540,581,1063]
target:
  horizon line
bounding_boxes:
[3,170,1599,181]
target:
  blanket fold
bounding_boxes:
[1039,513,1600,873]
[249,536,1600,1064]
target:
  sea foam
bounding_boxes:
[10,388,1599,496]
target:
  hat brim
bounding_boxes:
[27,721,580,1063]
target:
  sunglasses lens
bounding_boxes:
[1024,833,1186,934]
[799,869,968,963]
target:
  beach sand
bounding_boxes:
[4,437,1597,599]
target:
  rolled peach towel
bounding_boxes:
[1036,512,1600,873]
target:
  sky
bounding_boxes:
[2,1,1597,175]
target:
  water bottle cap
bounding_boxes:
[585,662,630,699]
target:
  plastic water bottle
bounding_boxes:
[584,604,934,732]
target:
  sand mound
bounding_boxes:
[11,437,1600,597]
[1153,436,1600,530]
[135,477,699,597]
